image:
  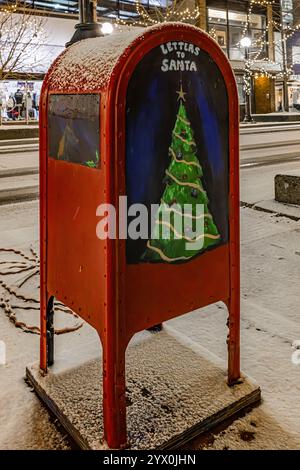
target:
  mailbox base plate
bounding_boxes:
[26,327,260,450]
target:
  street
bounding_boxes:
[0,152,299,449]
[2,123,300,205]
[240,122,300,165]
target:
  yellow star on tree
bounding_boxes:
[176,85,186,102]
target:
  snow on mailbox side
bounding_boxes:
[39,22,240,449]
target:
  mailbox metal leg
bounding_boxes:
[40,289,48,372]
[40,293,54,372]
[147,323,163,332]
[46,296,55,367]
[102,339,127,449]
[227,295,240,385]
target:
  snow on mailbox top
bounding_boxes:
[47,22,203,93]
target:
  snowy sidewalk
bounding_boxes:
[0,150,39,204]
[241,160,300,220]
[170,208,300,449]
[0,202,300,449]
[0,151,38,177]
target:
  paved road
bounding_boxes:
[240,122,300,165]
[1,123,300,204]
[2,149,300,207]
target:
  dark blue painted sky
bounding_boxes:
[125,44,229,262]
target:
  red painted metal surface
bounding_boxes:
[39,23,240,449]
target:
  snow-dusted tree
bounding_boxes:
[0,1,48,80]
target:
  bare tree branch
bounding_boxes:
[0,1,49,81]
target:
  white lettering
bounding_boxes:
[161,58,169,72]
[160,59,198,72]
[96,204,116,240]
[160,44,168,55]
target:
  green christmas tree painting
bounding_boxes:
[142,85,221,263]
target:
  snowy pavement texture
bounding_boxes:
[26,328,259,450]
[0,201,300,449]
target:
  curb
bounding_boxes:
[0,127,39,141]
[0,146,39,155]
[0,184,39,205]
[241,200,300,221]
[0,167,38,178]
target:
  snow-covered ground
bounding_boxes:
[0,182,300,449]
[171,207,300,449]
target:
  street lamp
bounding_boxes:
[240,36,253,123]
[67,0,103,47]
[101,22,114,35]
[240,36,252,49]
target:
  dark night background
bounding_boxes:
[126,43,230,264]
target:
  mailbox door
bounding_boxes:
[41,92,108,333]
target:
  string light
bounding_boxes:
[238,0,300,93]
[0,3,18,15]
[116,1,200,28]
[115,0,296,90]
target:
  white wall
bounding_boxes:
[43,15,78,48]
[33,15,78,73]
[5,13,78,74]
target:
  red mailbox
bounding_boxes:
[40,22,240,449]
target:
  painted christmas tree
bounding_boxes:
[142,86,220,263]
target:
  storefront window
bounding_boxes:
[236,76,246,106]
[208,8,228,54]
[209,23,227,55]
[229,26,245,60]
[281,0,294,27]
[275,83,284,111]
[0,80,42,122]
[208,8,267,61]
[287,80,300,111]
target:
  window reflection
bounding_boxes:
[2,0,170,20]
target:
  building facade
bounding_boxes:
[0,0,293,121]
[198,0,284,117]
[284,0,300,111]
